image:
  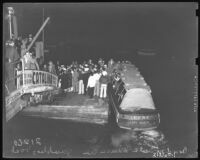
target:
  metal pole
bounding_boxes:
[13,16,18,39]
[21,58,25,86]
[25,17,50,54]
[42,8,45,49]
[8,7,14,39]
[42,8,45,62]
[8,15,12,39]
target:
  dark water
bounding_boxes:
[3,56,198,158]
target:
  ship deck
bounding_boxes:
[19,93,109,125]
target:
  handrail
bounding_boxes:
[22,70,58,87]
[21,58,25,86]
[5,68,58,96]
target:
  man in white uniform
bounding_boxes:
[86,72,96,98]
[93,70,102,97]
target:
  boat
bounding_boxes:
[107,62,160,130]
[4,7,60,122]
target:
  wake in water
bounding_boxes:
[111,129,166,149]
[83,129,170,158]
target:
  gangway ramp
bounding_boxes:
[20,93,109,125]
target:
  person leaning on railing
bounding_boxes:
[43,64,48,72]
[48,61,57,75]
[31,53,40,70]
[22,52,40,70]
[15,63,22,89]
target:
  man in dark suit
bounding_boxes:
[82,67,90,95]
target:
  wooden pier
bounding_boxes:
[20,93,109,125]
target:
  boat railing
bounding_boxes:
[22,70,58,88]
[5,59,58,97]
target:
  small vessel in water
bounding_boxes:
[107,61,160,131]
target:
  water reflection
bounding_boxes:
[84,126,169,157]
[4,112,195,158]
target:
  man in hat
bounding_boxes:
[88,59,93,65]
[82,66,90,95]
[43,64,48,72]
[72,68,79,93]
[23,52,39,70]
[108,58,114,67]
[99,70,109,99]
[56,61,60,75]
[98,58,103,67]
[93,69,102,97]
[87,71,96,98]
[104,64,108,71]
[48,61,56,74]
[107,58,114,74]
[60,69,68,93]
[26,34,35,55]
[78,69,85,95]
[26,34,32,47]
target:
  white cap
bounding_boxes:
[102,71,107,76]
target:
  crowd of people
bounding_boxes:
[6,32,132,100]
[47,58,116,99]
[41,58,132,99]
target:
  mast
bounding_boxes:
[23,17,50,55]
[42,8,45,62]
[7,7,14,39]
[42,8,45,51]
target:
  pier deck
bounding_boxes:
[20,93,109,124]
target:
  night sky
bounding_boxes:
[3,3,198,64]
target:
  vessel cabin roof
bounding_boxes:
[113,63,151,92]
